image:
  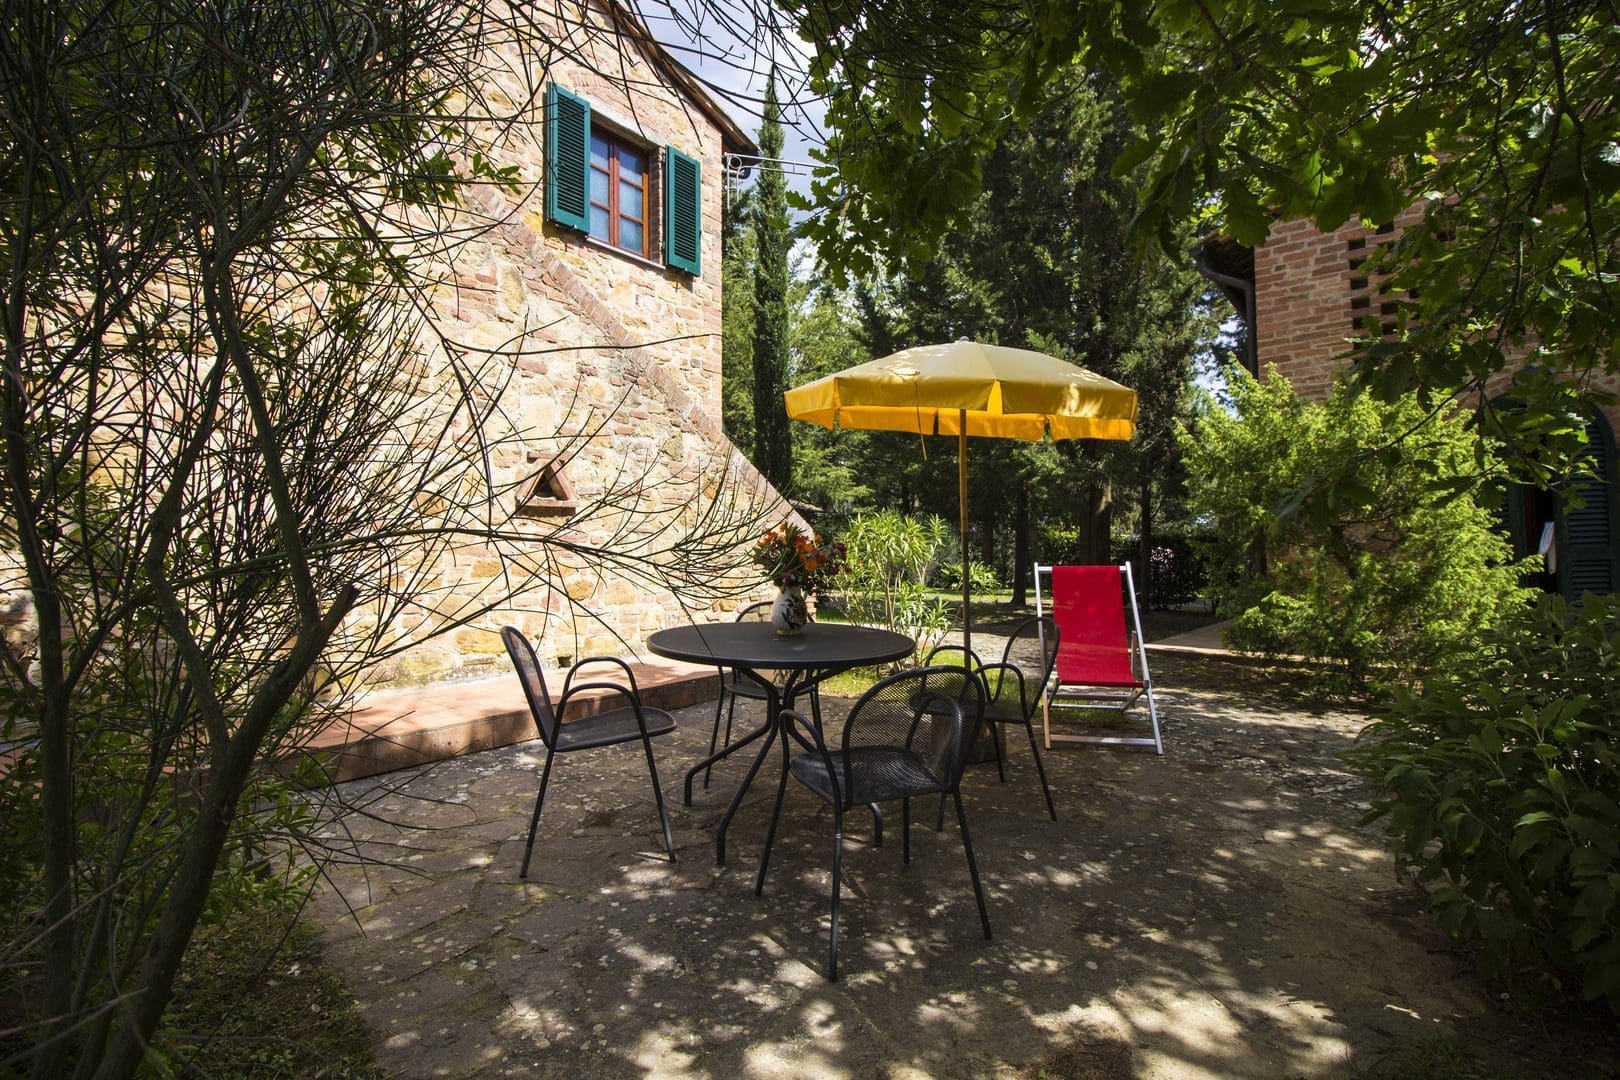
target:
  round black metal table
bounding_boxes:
[647,621,914,866]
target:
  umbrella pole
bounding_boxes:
[959,410,970,659]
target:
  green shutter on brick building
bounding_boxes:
[1560,414,1620,599]
[664,146,701,275]
[545,84,590,232]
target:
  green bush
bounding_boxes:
[1037,524,1092,568]
[840,509,952,661]
[1107,531,1212,609]
[1347,594,1620,1009]
[1179,368,1531,692]
[936,559,1001,592]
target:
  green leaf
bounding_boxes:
[1222,183,1270,246]
[1127,69,1201,122]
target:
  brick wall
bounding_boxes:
[1253,212,1620,430]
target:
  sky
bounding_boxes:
[631,0,826,202]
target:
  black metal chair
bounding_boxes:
[501,626,677,876]
[924,616,1059,820]
[704,600,822,788]
[755,665,991,980]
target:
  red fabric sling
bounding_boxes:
[1051,565,1140,688]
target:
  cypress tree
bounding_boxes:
[750,71,793,496]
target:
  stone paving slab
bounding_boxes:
[306,650,1517,1078]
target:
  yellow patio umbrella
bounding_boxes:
[784,339,1138,657]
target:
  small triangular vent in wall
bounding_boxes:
[517,453,578,518]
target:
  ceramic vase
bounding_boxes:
[770,583,808,636]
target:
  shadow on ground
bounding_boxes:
[306,652,1604,1079]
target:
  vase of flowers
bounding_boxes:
[752,524,845,636]
[770,582,809,636]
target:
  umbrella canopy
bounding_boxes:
[784,340,1138,657]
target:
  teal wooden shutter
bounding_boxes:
[545,84,590,232]
[664,146,701,274]
[1560,415,1619,598]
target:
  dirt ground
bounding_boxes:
[309,636,1620,1079]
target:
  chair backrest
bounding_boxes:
[501,626,560,747]
[994,616,1059,711]
[722,600,776,678]
[735,600,773,623]
[838,666,984,807]
[1040,565,1139,688]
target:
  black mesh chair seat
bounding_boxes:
[501,626,677,876]
[553,704,676,752]
[788,747,946,807]
[924,616,1059,821]
[980,691,1025,725]
[756,665,992,979]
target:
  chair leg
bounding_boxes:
[934,792,946,832]
[703,693,722,786]
[870,803,883,848]
[519,749,556,880]
[952,787,992,941]
[1023,717,1057,821]
[828,807,845,980]
[754,759,792,896]
[992,722,1006,783]
[640,735,677,862]
[902,797,911,865]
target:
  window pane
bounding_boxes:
[590,133,611,167]
[589,204,611,241]
[619,219,643,253]
[615,142,646,176]
[590,165,609,206]
[618,179,643,220]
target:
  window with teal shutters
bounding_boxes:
[545,84,590,232]
[664,146,701,275]
[1559,414,1619,599]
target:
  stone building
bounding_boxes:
[1196,215,1619,598]
[366,0,783,689]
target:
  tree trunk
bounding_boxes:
[1081,478,1113,565]
[1011,485,1031,607]
[1138,475,1153,611]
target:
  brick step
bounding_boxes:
[305,656,718,783]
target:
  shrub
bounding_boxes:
[1109,531,1212,609]
[936,559,1001,592]
[1037,524,1090,567]
[840,510,952,661]
[1179,368,1531,693]
[1347,594,1620,1009]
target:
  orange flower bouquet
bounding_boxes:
[752,524,846,595]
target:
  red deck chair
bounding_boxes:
[1033,564,1162,754]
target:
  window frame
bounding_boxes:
[588,129,652,259]
[545,83,702,277]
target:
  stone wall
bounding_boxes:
[356,1,785,690]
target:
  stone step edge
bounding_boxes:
[300,657,719,784]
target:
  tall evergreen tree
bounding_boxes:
[880,72,1214,603]
[721,179,756,454]
[750,71,794,496]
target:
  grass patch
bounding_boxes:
[153,906,385,1079]
[1358,1033,1486,1079]
[815,666,886,697]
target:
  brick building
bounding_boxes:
[1196,216,1620,598]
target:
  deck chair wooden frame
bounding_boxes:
[1033,563,1162,755]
